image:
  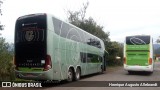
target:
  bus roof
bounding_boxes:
[18,13,103,43]
[126,35,151,37]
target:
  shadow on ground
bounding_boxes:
[126,71,153,76]
[41,72,105,88]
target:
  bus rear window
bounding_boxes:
[15,14,47,43]
[126,36,150,45]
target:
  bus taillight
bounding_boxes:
[124,57,126,64]
[43,55,52,71]
[149,58,152,65]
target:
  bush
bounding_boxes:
[105,41,123,66]
[0,37,15,81]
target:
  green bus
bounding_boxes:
[124,35,154,74]
[14,13,106,81]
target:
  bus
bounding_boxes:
[14,13,106,81]
[124,35,154,74]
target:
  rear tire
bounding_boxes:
[67,68,73,82]
[128,71,133,74]
[74,68,81,81]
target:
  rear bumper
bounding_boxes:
[124,64,153,72]
[15,69,54,80]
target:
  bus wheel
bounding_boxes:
[67,68,73,82]
[128,71,134,74]
[75,68,81,81]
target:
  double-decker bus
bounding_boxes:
[14,13,106,81]
[124,35,154,74]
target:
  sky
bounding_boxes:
[0,0,160,43]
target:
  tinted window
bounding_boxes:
[52,17,101,49]
[85,33,101,48]
[80,52,87,63]
[80,52,101,63]
[126,36,150,45]
[52,17,62,35]
[53,17,83,42]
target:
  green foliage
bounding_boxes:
[0,37,15,81]
[0,1,14,80]
[106,42,123,66]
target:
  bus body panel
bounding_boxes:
[124,65,153,72]
[15,69,54,80]
[126,51,149,66]
[14,13,105,81]
[124,35,154,72]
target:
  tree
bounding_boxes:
[66,1,123,66]
[0,1,14,80]
[67,1,110,42]
[67,1,89,23]
[0,37,15,81]
[105,41,123,66]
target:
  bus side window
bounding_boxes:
[80,52,87,63]
[96,41,101,48]
[87,53,92,63]
[87,53,100,63]
[52,17,62,36]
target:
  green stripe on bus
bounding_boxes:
[18,67,43,72]
[126,45,149,50]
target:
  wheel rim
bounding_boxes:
[76,71,80,79]
[76,69,80,80]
